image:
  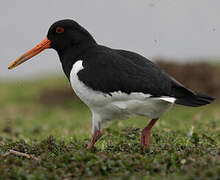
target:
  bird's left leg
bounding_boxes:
[87,112,102,150]
[141,118,159,150]
[87,129,101,150]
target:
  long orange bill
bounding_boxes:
[8,37,51,70]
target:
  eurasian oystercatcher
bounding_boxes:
[8,19,215,150]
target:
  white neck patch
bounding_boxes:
[71,60,84,75]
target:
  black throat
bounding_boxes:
[57,40,97,80]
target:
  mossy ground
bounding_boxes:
[0,77,220,179]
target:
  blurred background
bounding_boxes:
[0,1,219,140]
[1,0,220,80]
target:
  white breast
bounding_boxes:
[70,60,175,124]
[70,60,111,107]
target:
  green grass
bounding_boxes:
[0,76,220,179]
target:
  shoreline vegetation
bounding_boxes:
[0,62,219,179]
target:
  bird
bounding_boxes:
[8,19,215,150]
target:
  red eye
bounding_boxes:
[56,27,64,34]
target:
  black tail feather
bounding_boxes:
[171,82,216,107]
[175,92,216,107]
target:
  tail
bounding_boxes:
[172,84,216,107]
[175,92,215,107]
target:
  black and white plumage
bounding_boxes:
[8,19,215,149]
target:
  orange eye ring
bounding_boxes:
[56,27,64,34]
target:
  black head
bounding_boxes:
[8,19,97,69]
[47,19,96,55]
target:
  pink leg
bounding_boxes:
[87,130,101,150]
[141,118,159,150]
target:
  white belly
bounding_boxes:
[70,60,175,123]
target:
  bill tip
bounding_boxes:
[8,64,14,70]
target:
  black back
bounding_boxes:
[76,46,190,97]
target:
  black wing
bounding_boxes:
[78,46,215,106]
[78,46,176,97]
[115,48,215,106]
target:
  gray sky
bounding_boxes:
[1,0,220,80]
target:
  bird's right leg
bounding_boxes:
[141,118,159,150]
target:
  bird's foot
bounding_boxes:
[141,128,151,150]
[87,130,101,150]
[141,118,158,150]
